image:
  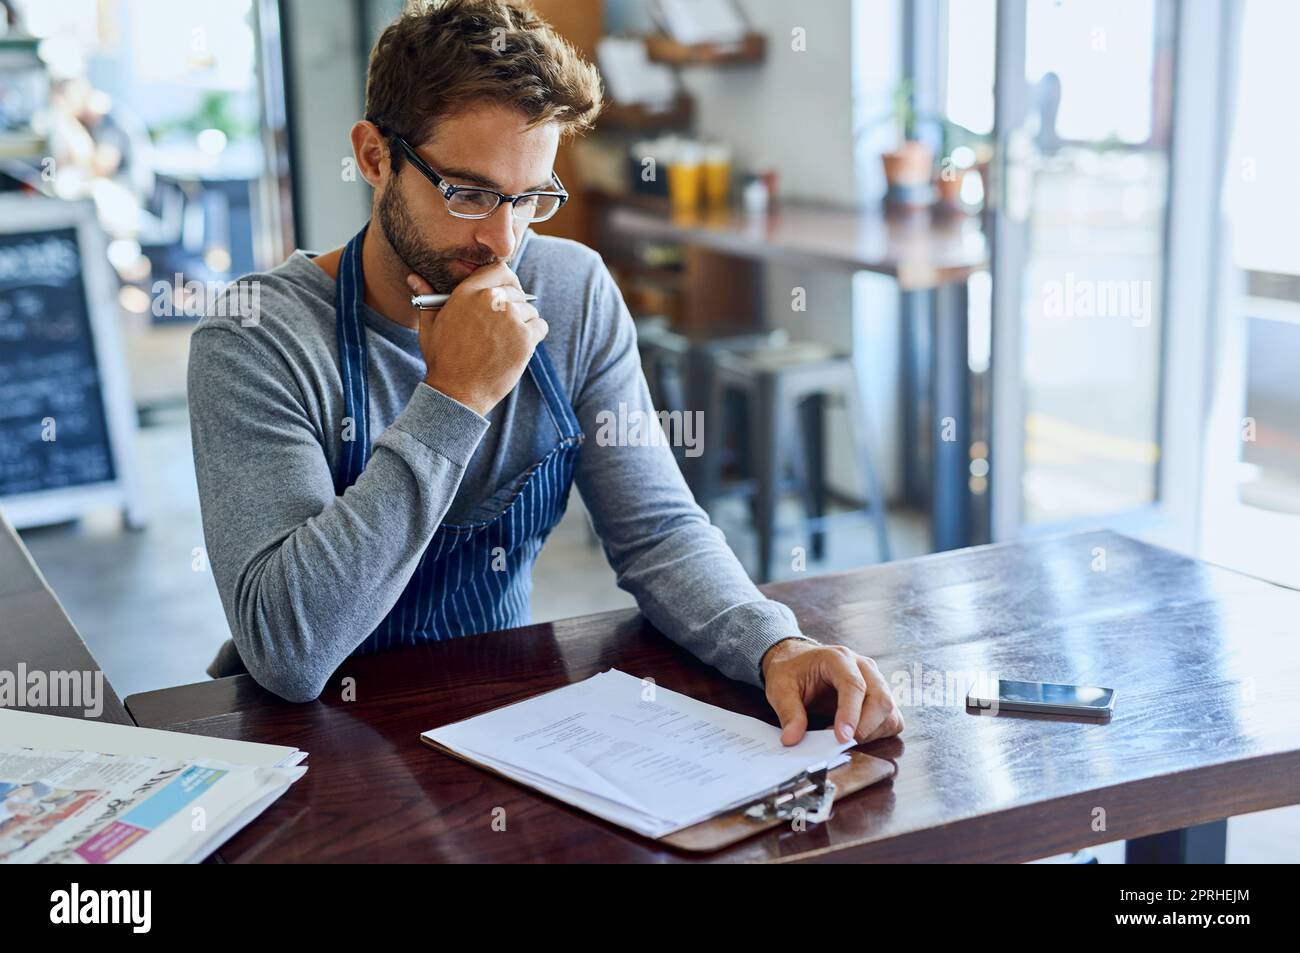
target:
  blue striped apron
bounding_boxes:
[333,225,583,654]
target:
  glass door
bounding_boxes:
[988,0,1233,550]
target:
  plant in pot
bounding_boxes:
[879,80,934,202]
[935,118,988,208]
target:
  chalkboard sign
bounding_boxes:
[0,197,142,529]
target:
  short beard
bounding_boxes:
[376,177,499,294]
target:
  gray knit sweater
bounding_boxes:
[187,227,807,702]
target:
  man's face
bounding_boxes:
[375,103,560,294]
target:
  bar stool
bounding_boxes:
[634,318,690,420]
[635,319,784,491]
[700,338,890,582]
[633,317,693,476]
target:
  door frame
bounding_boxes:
[987,0,1241,552]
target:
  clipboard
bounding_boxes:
[421,733,896,854]
[661,749,896,852]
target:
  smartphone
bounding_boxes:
[966,677,1116,717]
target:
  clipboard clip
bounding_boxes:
[743,765,837,825]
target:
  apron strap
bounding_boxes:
[512,228,580,442]
[526,343,581,441]
[335,224,371,493]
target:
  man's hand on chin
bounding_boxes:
[760,638,905,747]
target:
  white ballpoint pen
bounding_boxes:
[410,291,537,310]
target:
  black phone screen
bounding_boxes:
[994,679,1114,708]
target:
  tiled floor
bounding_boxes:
[16,418,1298,862]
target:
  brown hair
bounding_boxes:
[364,0,603,165]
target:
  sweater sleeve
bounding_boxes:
[571,263,815,688]
[188,324,489,701]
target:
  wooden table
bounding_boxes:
[607,199,990,551]
[0,508,132,725]
[124,530,1300,863]
[607,201,988,291]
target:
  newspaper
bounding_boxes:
[0,707,304,769]
[0,744,306,863]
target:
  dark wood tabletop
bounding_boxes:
[606,199,989,291]
[124,530,1300,863]
[0,509,132,726]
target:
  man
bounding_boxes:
[189,0,902,748]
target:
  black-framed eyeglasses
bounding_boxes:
[388,133,568,224]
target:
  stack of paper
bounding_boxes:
[0,709,306,863]
[422,669,852,839]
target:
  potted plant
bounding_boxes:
[879,80,933,193]
[936,118,973,205]
[934,118,993,212]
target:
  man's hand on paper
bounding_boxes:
[760,639,905,747]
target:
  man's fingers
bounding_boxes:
[407,264,527,309]
[824,648,867,743]
[406,273,435,296]
[762,644,904,747]
[491,289,534,313]
[766,682,809,747]
[861,708,905,743]
[853,657,898,742]
[504,300,540,325]
[456,260,521,294]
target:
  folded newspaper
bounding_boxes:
[0,710,306,864]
